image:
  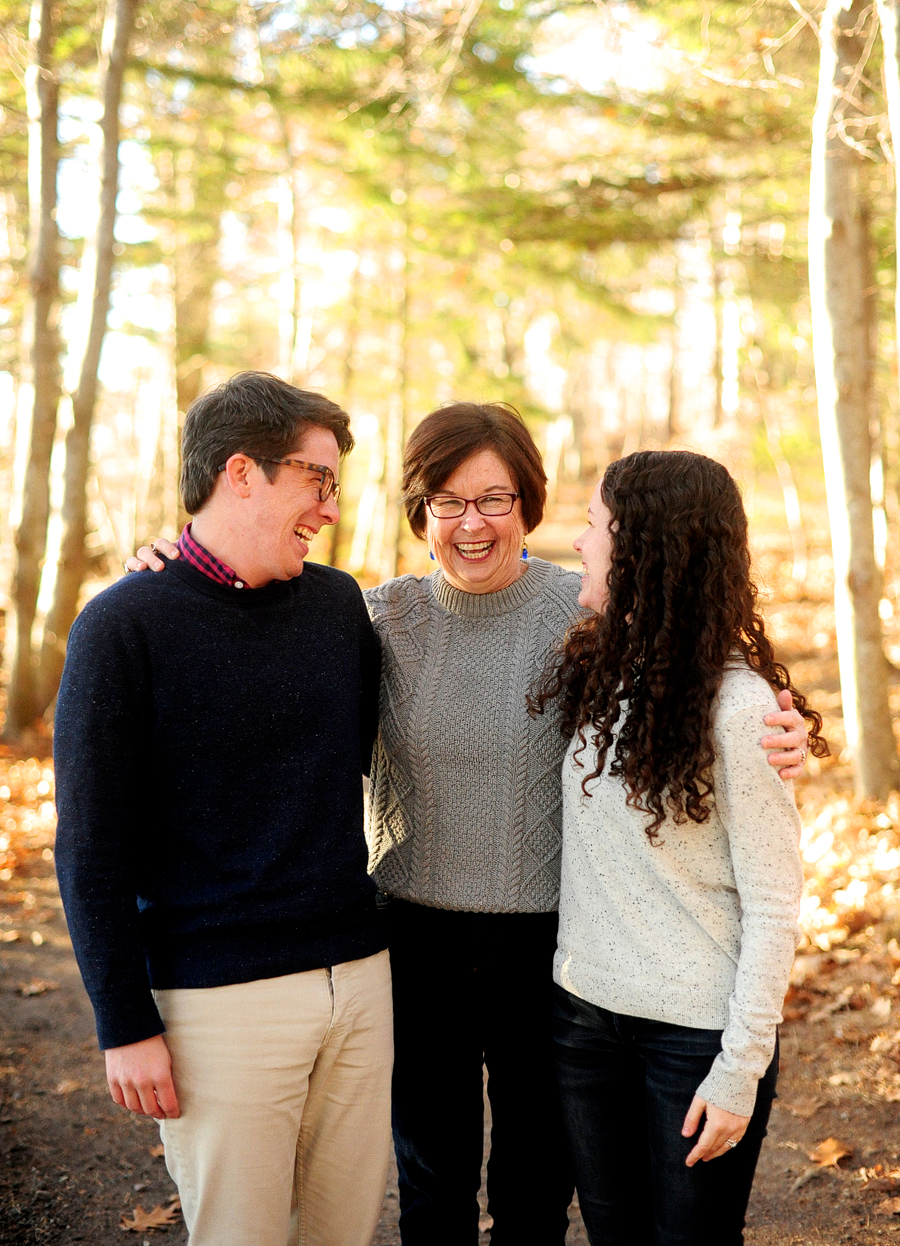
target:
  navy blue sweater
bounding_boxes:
[54,558,384,1050]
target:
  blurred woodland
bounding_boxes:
[0,0,848,725]
[8,2,900,1240]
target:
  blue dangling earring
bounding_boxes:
[429,549,435,561]
[521,542,528,561]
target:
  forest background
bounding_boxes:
[6,0,900,1241]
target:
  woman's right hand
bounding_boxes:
[124,537,179,574]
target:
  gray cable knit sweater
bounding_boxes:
[364,557,582,913]
[555,664,803,1116]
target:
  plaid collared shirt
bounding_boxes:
[176,523,249,589]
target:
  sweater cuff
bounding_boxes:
[695,1058,759,1119]
[93,990,166,1052]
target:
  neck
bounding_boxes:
[441,557,528,595]
[190,512,270,588]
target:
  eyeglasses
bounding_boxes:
[424,492,520,519]
[217,457,341,502]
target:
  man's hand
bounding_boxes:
[682,1094,749,1166]
[124,537,179,574]
[105,1034,180,1119]
[762,688,809,780]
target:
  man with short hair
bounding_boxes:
[54,372,392,1246]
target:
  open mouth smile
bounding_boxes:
[294,525,316,544]
[455,541,495,562]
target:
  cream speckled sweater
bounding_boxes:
[555,664,803,1117]
[364,558,582,913]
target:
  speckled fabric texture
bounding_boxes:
[364,557,582,914]
[555,664,803,1117]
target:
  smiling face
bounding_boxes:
[573,483,614,613]
[425,449,527,595]
[243,425,341,584]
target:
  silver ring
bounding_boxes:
[124,562,133,574]
[799,748,808,764]
[726,1138,738,1149]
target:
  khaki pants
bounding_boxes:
[155,950,393,1246]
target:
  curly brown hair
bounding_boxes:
[530,450,828,840]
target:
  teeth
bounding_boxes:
[456,541,494,559]
[295,526,315,541]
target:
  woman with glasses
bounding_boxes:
[361,404,808,1246]
[531,451,826,1246]
[364,403,580,1245]
[130,401,810,1246]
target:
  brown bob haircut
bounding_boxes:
[402,402,548,538]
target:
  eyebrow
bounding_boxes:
[433,484,515,494]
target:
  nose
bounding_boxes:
[460,504,487,531]
[573,531,584,553]
[320,495,340,525]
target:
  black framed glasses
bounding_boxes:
[424,492,520,519]
[217,457,341,502]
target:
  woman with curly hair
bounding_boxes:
[129,417,813,1246]
[532,450,827,1246]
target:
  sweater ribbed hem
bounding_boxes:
[429,557,554,617]
[93,909,386,1050]
[373,880,557,914]
[554,956,731,1032]
[556,961,764,1115]
[146,908,386,991]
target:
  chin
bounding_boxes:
[279,558,306,580]
[458,562,493,577]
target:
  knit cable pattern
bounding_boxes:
[365,558,582,913]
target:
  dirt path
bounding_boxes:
[4,880,900,1245]
[3,747,900,1245]
[0,894,588,1245]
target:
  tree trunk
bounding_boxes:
[156,142,223,530]
[759,389,809,586]
[667,272,683,442]
[810,0,898,797]
[325,253,365,569]
[712,260,724,427]
[5,0,62,738]
[878,0,900,410]
[875,0,900,552]
[379,180,411,584]
[275,116,311,385]
[38,0,139,712]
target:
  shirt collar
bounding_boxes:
[176,523,250,590]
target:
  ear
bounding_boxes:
[220,454,258,498]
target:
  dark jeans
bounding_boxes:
[386,898,574,1246]
[553,985,778,1246]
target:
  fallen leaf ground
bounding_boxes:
[10,900,900,1245]
[4,487,900,1244]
